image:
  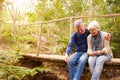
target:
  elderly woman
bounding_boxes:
[87,20,113,80]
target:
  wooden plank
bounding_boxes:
[24,54,65,62]
[106,58,120,65]
[24,54,120,65]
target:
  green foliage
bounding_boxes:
[35,0,55,21]
[0,64,51,80]
[1,24,39,53]
[0,23,51,79]
[54,35,68,55]
[39,21,70,54]
[0,50,51,80]
[106,0,120,13]
[0,50,23,65]
[36,0,87,21]
[0,64,35,80]
[25,12,36,22]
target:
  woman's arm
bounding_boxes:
[87,35,95,56]
[102,36,110,54]
[96,34,110,55]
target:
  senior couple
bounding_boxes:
[65,19,113,80]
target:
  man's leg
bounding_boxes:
[73,52,88,80]
[91,55,111,80]
[68,52,82,80]
[88,56,97,74]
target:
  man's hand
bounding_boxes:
[105,33,111,41]
[65,54,69,63]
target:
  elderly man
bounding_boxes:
[65,19,111,80]
[65,19,90,80]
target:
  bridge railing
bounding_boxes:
[18,13,120,56]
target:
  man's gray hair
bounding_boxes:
[74,19,84,27]
[88,20,100,30]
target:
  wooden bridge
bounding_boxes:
[18,13,120,57]
[20,14,120,80]
[21,14,120,67]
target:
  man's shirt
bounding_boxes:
[66,29,90,55]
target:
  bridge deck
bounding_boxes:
[24,53,120,65]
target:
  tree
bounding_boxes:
[0,0,4,17]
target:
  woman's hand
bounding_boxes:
[95,51,101,55]
[95,50,105,55]
[89,52,96,56]
[89,51,103,56]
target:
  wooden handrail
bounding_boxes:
[19,13,120,26]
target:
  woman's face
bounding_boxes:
[89,27,99,36]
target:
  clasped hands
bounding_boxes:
[89,50,103,56]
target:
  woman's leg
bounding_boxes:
[88,56,97,74]
[91,54,111,80]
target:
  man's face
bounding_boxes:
[76,24,85,34]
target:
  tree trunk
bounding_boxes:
[88,0,93,22]
[12,19,16,35]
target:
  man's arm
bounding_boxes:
[105,33,111,41]
[65,33,75,62]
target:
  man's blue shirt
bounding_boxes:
[66,29,90,55]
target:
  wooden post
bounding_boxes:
[0,1,4,18]
[18,25,20,39]
[12,20,16,35]
[69,17,73,36]
[17,25,20,53]
[37,23,42,56]
[47,24,50,39]
[0,25,1,37]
